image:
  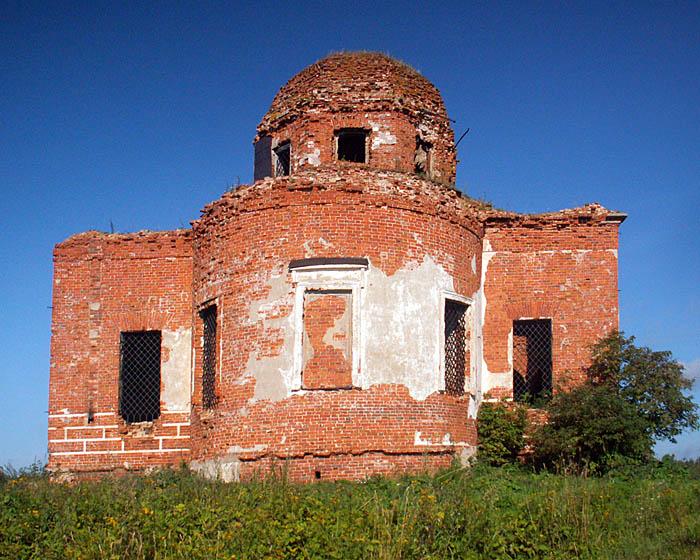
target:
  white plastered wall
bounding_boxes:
[247,255,481,411]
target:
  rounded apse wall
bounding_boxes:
[190,167,482,481]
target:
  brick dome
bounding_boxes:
[254,52,457,184]
[257,52,450,135]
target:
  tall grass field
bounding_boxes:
[1,463,699,559]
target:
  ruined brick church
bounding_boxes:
[48,52,625,481]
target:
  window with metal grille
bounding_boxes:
[415,137,432,176]
[119,331,161,423]
[513,319,552,403]
[200,304,218,409]
[273,141,291,176]
[336,129,367,163]
[444,299,468,396]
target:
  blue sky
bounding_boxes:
[1,1,698,466]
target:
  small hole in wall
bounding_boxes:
[315,470,321,480]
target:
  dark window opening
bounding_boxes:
[119,331,161,423]
[274,141,291,176]
[415,137,432,176]
[254,135,273,181]
[336,129,367,163]
[315,470,321,480]
[513,319,552,403]
[444,299,468,396]
[201,305,218,409]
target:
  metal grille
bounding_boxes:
[513,319,552,403]
[119,331,161,423]
[444,299,467,396]
[201,305,218,409]
[274,142,291,176]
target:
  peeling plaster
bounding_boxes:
[321,295,352,358]
[161,328,192,412]
[414,431,453,446]
[299,140,321,167]
[247,273,296,402]
[245,255,471,403]
[303,236,331,257]
[362,256,455,400]
[190,456,240,483]
[368,119,397,149]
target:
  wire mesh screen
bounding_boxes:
[274,143,290,176]
[201,305,217,409]
[444,299,467,396]
[119,331,161,423]
[513,319,552,403]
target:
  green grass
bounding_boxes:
[1,463,699,559]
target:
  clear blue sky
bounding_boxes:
[1,1,698,467]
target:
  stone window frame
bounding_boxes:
[438,291,473,393]
[290,260,368,391]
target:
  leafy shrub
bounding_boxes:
[477,402,526,466]
[530,384,653,474]
[530,332,698,474]
[587,331,698,441]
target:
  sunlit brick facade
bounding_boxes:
[48,52,624,481]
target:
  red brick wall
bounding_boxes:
[48,230,193,473]
[302,292,353,389]
[189,167,482,475]
[257,53,457,184]
[268,111,456,184]
[481,217,621,398]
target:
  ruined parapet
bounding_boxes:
[254,52,457,185]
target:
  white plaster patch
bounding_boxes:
[362,256,455,400]
[245,255,472,404]
[227,443,268,454]
[300,140,321,167]
[303,236,331,257]
[474,238,496,400]
[368,119,397,149]
[89,302,101,311]
[190,456,240,483]
[161,328,192,412]
[246,273,296,402]
[414,431,454,446]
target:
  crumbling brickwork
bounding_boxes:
[47,52,624,481]
[256,52,457,184]
[48,231,193,474]
[480,206,623,400]
[187,166,482,480]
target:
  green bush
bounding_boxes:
[530,384,653,474]
[477,402,526,466]
[587,331,698,441]
[529,332,698,474]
